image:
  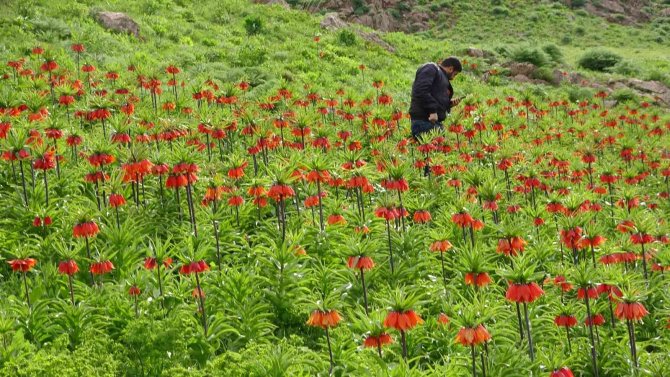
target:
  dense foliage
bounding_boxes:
[0,0,669,376]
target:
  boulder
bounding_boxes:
[512,74,532,83]
[321,12,347,31]
[94,11,140,38]
[504,62,536,77]
[357,31,396,53]
[466,48,484,58]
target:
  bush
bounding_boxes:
[567,86,593,102]
[578,49,622,71]
[560,35,572,45]
[542,44,563,63]
[244,16,263,36]
[511,46,550,67]
[338,30,358,46]
[571,0,587,8]
[491,6,510,16]
[611,88,637,103]
[353,0,369,15]
[532,67,556,84]
[610,60,640,76]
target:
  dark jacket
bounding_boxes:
[408,63,453,122]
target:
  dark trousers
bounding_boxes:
[411,119,443,142]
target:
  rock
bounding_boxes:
[357,31,396,53]
[627,79,669,95]
[604,99,618,108]
[504,62,536,78]
[253,0,289,8]
[321,12,347,31]
[512,74,532,83]
[466,48,484,58]
[660,8,670,17]
[94,11,140,38]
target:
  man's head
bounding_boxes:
[440,57,462,80]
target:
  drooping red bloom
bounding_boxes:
[143,257,173,270]
[496,236,526,256]
[577,287,598,299]
[554,314,577,327]
[327,214,346,225]
[550,367,574,377]
[128,285,141,296]
[412,210,432,223]
[179,260,209,274]
[597,284,622,300]
[451,212,474,228]
[90,260,114,275]
[347,256,375,270]
[630,233,655,245]
[306,309,342,329]
[8,258,37,272]
[584,314,606,326]
[109,193,126,208]
[384,310,423,331]
[267,184,295,201]
[464,272,492,287]
[58,260,79,275]
[560,227,584,249]
[437,313,450,325]
[73,221,99,238]
[505,282,544,303]
[430,240,453,253]
[455,324,491,346]
[363,333,392,348]
[615,301,648,322]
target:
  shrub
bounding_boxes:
[542,44,563,63]
[532,67,556,84]
[236,44,267,66]
[567,86,593,102]
[560,35,572,45]
[611,88,637,103]
[338,30,358,46]
[511,46,550,67]
[353,0,369,15]
[571,0,587,8]
[575,26,586,36]
[610,60,640,76]
[244,16,263,36]
[578,49,622,71]
[491,6,510,16]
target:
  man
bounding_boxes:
[409,57,462,141]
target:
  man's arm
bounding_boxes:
[412,65,440,118]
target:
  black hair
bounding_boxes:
[441,57,462,72]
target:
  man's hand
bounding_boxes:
[450,97,462,106]
[428,113,438,123]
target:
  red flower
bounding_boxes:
[464,272,492,287]
[143,257,172,270]
[577,287,598,299]
[306,309,342,329]
[550,367,574,377]
[384,310,423,331]
[90,260,114,275]
[630,233,655,245]
[71,43,85,53]
[327,214,346,225]
[455,324,491,346]
[496,236,526,256]
[554,314,577,327]
[179,260,209,274]
[430,240,452,253]
[505,282,544,303]
[412,210,432,224]
[128,285,141,296]
[109,193,126,208]
[584,314,606,326]
[8,258,37,272]
[615,302,648,322]
[267,184,295,201]
[437,313,450,325]
[347,256,374,270]
[363,333,392,348]
[452,212,474,228]
[73,221,99,238]
[58,260,79,275]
